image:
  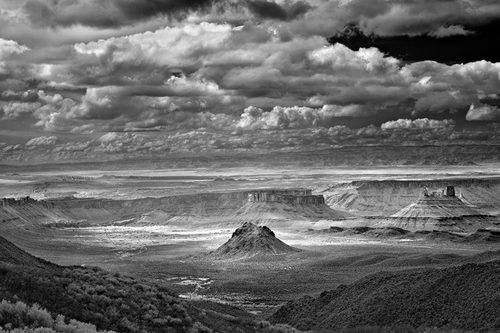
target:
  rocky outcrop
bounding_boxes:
[1,196,38,206]
[393,186,484,219]
[322,178,500,216]
[248,189,325,205]
[0,192,250,227]
[380,186,495,232]
[208,222,301,259]
[0,189,346,229]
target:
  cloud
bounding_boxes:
[309,43,400,74]
[1,101,41,119]
[2,2,500,157]
[246,0,311,21]
[22,0,217,28]
[466,104,500,121]
[25,135,58,146]
[0,38,29,59]
[351,0,500,37]
[237,104,368,130]
[429,25,472,38]
[0,89,39,102]
[74,22,233,68]
[381,118,455,130]
[413,92,473,116]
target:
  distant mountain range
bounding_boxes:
[1,144,499,170]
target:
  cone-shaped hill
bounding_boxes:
[383,186,495,232]
[0,235,53,268]
[208,222,301,259]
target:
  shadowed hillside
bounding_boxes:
[0,236,53,268]
[0,235,298,333]
[270,260,500,331]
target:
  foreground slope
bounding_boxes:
[270,260,500,331]
[0,235,297,333]
[0,235,52,268]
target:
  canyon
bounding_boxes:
[1,167,500,332]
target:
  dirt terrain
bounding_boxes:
[1,167,500,327]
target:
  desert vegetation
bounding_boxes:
[271,261,500,331]
[0,260,303,333]
[0,299,114,333]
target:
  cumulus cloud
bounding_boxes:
[381,118,455,130]
[74,22,233,68]
[466,104,500,121]
[1,0,500,160]
[310,43,400,74]
[1,101,41,119]
[413,92,473,116]
[237,104,369,130]
[25,135,58,146]
[429,25,472,38]
[0,38,29,59]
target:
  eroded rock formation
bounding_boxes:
[207,222,301,259]
[247,189,325,205]
[381,185,495,232]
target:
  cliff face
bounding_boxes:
[235,189,349,227]
[248,189,325,205]
[0,192,249,227]
[378,187,496,232]
[322,178,500,216]
[0,189,339,229]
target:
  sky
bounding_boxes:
[1,0,500,162]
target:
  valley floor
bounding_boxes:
[5,220,499,317]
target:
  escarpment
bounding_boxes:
[381,186,496,232]
[248,189,325,205]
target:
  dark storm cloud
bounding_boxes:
[23,0,122,28]
[328,20,500,63]
[116,0,216,22]
[22,0,217,28]
[2,0,500,157]
[246,0,311,21]
[0,90,39,102]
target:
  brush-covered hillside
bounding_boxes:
[270,260,500,332]
[0,236,53,268]
[0,235,297,333]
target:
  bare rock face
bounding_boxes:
[208,222,301,259]
[247,189,325,205]
[382,186,494,232]
[322,179,500,217]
